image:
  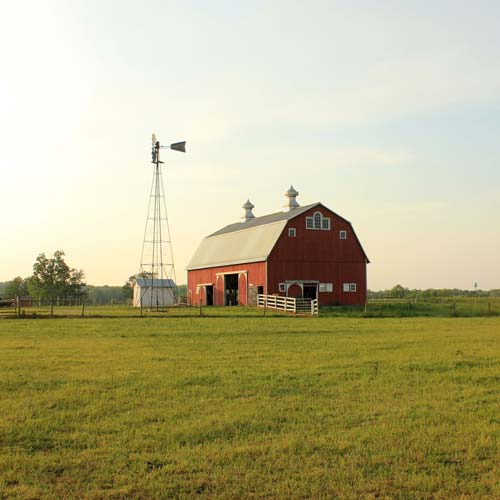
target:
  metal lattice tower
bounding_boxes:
[139,134,186,310]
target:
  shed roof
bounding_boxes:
[135,278,175,287]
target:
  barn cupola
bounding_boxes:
[283,185,300,212]
[242,199,255,222]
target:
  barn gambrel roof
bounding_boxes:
[208,203,319,237]
[186,202,369,271]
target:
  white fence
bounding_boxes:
[257,294,318,316]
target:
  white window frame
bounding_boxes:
[326,283,333,292]
[306,211,331,231]
[319,283,326,292]
[314,212,322,229]
[350,283,357,292]
[339,230,347,239]
[343,283,350,292]
[279,283,286,292]
[288,227,296,237]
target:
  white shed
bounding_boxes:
[133,278,176,307]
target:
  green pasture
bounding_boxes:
[3,295,500,320]
[1,313,499,499]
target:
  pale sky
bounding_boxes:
[1,1,499,290]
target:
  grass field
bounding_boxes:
[1,311,500,499]
[3,296,500,320]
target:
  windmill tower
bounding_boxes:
[138,134,186,310]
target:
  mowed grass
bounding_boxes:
[0,314,499,499]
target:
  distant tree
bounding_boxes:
[390,284,409,299]
[29,250,85,316]
[122,272,156,302]
[4,277,29,298]
[122,275,136,301]
[84,285,125,305]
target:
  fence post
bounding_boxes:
[16,296,20,317]
[81,299,85,317]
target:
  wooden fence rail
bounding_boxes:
[257,294,318,316]
[0,298,16,318]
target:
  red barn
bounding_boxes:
[186,187,369,307]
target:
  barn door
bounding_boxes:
[303,284,317,300]
[206,285,214,306]
[224,274,239,306]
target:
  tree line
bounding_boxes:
[2,252,495,306]
[0,251,187,307]
[368,284,500,300]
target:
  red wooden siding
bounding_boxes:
[187,261,266,306]
[267,206,367,305]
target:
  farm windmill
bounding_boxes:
[137,134,186,310]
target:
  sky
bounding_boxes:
[1,0,500,290]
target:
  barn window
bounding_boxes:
[288,228,296,237]
[319,283,326,292]
[326,283,333,292]
[343,283,357,292]
[306,211,331,230]
[314,212,322,229]
[279,283,286,292]
[340,230,347,239]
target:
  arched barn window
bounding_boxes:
[306,211,331,231]
[314,212,322,229]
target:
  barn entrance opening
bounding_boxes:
[303,284,317,300]
[224,274,239,306]
[206,285,214,306]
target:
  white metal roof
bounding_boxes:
[134,278,175,287]
[186,219,288,271]
[208,203,319,237]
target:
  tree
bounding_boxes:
[29,250,85,316]
[4,277,29,298]
[390,284,408,299]
[122,275,136,301]
[122,272,155,302]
